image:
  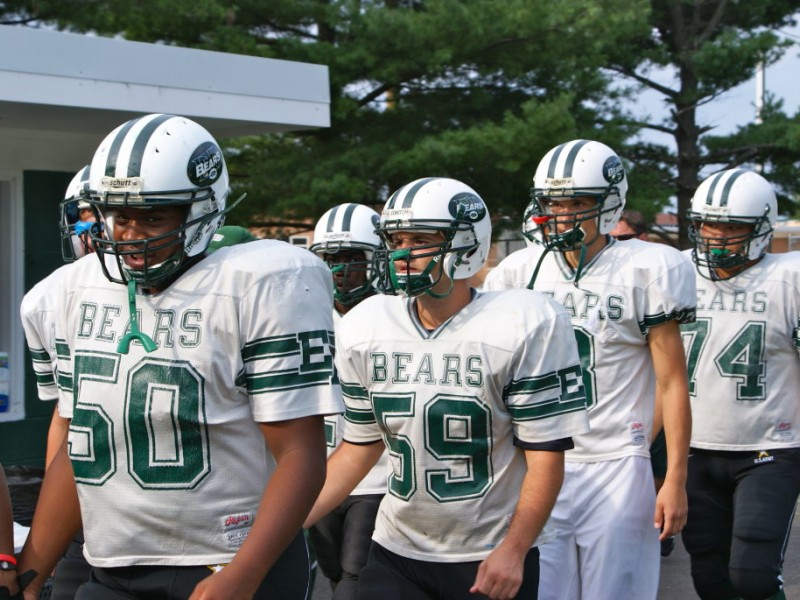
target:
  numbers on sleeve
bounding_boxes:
[573,327,597,409]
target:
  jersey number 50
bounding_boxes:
[68,352,211,489]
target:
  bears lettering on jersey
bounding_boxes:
[542,289,624,321]
[370,352,483,387]
[77,302,202,348]
[695,289,767,313]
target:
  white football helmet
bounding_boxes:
[310,203,382,305]
[529,139,627,250]
[688,168,776,280]
[86,113,230,286]
[59,165,101,261]
[377,177,491,297]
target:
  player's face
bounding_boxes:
[386,230,446,276]
[323,249,369,293]
[77,207,98,255]
[110,206,187,271]
[697,221,753,254]
[540,196,600,238]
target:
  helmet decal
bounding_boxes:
[188,142,224,187]
[603,156,625,185]
[449,192,486,223]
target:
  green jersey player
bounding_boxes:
[306,177,589,600]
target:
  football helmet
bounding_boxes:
[86,113,230,287]
[377,177,491,297]
[529,139,627,251]
[310,203,382,306]
[59,165,102,261]
[688,168,776,280]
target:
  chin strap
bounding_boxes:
[117,280,158,354]
[526,242,587,290]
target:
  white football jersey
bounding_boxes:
[55,240,344,567]
[337,289,589,562]
[484,238,696,462]
[683,251,800,450]
[325,309,389,495]
[20,263,74,403]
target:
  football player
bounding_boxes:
[307,203,390,600]
[609,210,675,558]
[19,166,99,600]
[21,165,98,469]
[483,139,694,599]
[305,177,589,600]
[18,113,343,600]
[680,168,800,600]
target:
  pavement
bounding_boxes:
[312,501,800,599]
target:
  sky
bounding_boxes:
[697,23,800,135]
[632,23,800,145]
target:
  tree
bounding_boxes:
[606,0,800,248]
[1,0,653,232]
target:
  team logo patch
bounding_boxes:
[188,142,223,187]
[602,156,625,185]
[448,192,486,222]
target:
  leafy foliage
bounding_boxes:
[2,0,798,245]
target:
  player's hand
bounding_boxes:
[189,565,261,600]
[0,569,38,600]
[469,543,525,600]
[654,478,687,539]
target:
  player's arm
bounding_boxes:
[471,448,565,600]
[303,439,385,529]
[189,415,328,600]
[0,462,20,596]
[648,319,691,539]
[17,439,81,600]
[45,407,70,471]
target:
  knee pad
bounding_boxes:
[729,567,781,600]
[689,553,735,600]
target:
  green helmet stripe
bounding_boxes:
[127,114,174,177]
[105,117,140,177]
[562,139,590,177]
[717,169,747,207]
[387,177,437,209]
[546,139,589,178]
[340,203,357,232]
